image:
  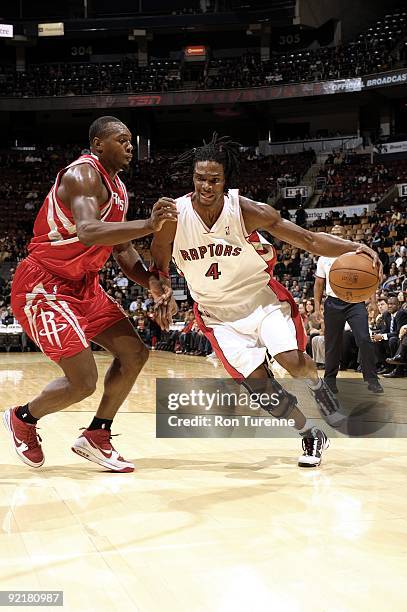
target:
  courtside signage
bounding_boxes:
[363,69,407,88]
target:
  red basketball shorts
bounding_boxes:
[11,257,127,362]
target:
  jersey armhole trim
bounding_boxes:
[53,160,112,215]
[235,191,252,240]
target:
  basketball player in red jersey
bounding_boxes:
[151,135,381,467]
[4,116,177,472]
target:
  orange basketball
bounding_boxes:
[329,252,380,303]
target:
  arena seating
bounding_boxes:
[0,59,182,98]
[0,147,315,232]
[0,143,405,360]
[0,10,406,97]
[317,154,407,207]
[200,10,407,89]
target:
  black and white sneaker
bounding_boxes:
[298,427,330,468]
[310,380,344,429]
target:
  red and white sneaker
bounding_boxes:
[71,429,134,473]
[3,407,44,468]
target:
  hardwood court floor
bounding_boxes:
[0,352,406,612]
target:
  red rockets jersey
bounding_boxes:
[28,154,128,280]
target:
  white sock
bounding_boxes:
[306,378,322,391]
[298,421,314,435]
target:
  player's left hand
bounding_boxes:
[355,244,383,277]
[148,278,178,331]
[149,277,172,305]
[154,298,178,331]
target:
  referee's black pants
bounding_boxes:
[324,297,378,383]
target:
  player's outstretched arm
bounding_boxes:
[59,165,178,246]
[239,195,381,268]
[150,219,177,280]
[150,217,178,330]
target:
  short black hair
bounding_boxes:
[175,133,240,191]
[89,116,125,144]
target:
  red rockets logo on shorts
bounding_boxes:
[179,243,242,261]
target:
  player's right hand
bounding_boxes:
[148,198,178,232]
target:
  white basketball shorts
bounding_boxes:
[195,301,301,379]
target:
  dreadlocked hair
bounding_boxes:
[175,133,240,192]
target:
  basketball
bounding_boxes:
[329,252,380,303]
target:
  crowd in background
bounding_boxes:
[0,59,183,98]
[1,11,406,98]
[199,9,407,90]
[317,151,407,208]
[7,144,407,235]
[0,142,406,374]
[4,208,405,370]
[0,146,315,237]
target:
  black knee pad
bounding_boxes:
[241,372,299,420]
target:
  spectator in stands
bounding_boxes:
[135,316,149,345]
[374,298,389,333]
[129,298,144,313]
[176,311,196,354]
[1,306,16,325]
[373,296,407,377]
[280,205,291,221]
[145,305,162,349]
[311,317,325,368]
[142,291,154,310]
[294,189,303,208]
[113,271,129,290]
[298,303,308,326]
[385,324,407,371]
[295,204,307,228]
[306,303,323,357]
[377,246,390,275]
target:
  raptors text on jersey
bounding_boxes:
[173,189,278,322]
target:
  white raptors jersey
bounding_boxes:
[173,189,279,322]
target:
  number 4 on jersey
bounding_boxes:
[205,262,221,280]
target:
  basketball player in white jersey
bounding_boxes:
[150,135,381,467]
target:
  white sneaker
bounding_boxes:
[71,428,134,473]
[298,427,330,468]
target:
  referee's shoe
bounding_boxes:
[310,380,345,429]
[325,378,383,394]
[367,380,384,393]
